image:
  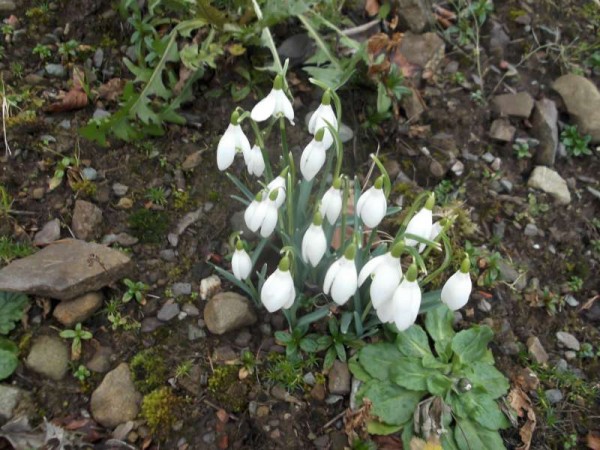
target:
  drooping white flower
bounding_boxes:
[358,243,404,308]
[301,213,327,267]
[356,177,387,228]
[300,129,328,181]
[308,90,337,148]
[232,241,252,280]
[441,257,472,311]
[267,174,286,208]
[418,219,444,253]
[324,245,358,305]
[216,112,251,171]
[319,182,343,225]
[261,257,295,312]
[251,75,294,125]
[244,191,279,238]
[377,265,421,331]
[405,194,435,251]
[244,145,265,177]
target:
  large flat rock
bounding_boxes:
[0,239,133,300]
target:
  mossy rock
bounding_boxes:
[130,348,168,394]
[208,365,248,413]
[141,387,180,435]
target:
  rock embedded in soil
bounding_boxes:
[87,346,114,373]
[157,300,180,322]
[33,218,61,246]
[52,291,104,327]
[491,92,534,118]
[328,361,351,395]
[112,182,129,197]
[397,32,445,79]
[531,99,559,166]
[90,363,142,428]
[171,282,192,297]
[527,336,549,364]
[45,63,66,78]
[0,384,35,423]
[489,118,516,142]
[552,74,600,143]
[396,0,433,32]
[0,239,133,300]
[25,335,69,381]
[0,0,15,11]
[72,200,103,241]
[544,389,563,405]
[527,166,571,205]
[203,292,257,335]
[556,331,580,351]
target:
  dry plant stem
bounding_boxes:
[1,92,11,156]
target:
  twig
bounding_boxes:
[322,410,346,430]
[202,398,239,421]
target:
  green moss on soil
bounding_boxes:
[130,348,168,394]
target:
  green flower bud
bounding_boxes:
[374,175,384,190]
[230,110,240,125]
[344,244,356,260]
[312,211,323,226]
[321,90,331,106]
[391,242,404,258]
[425,193,435,210]
[315,128,325,142]
[235,240,244,251]
[406,264,418,282]
[273,75,283,90]
[278,256,290,271]
[332,177,342,189]
[460,256,470,274]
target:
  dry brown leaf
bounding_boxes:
[508,387,536,450]
[587,431,600,450]
[373,435,403,449]
[365,0,380,16]
[46,67,88,113]
[410,436,442,450]
[97,78,126,102]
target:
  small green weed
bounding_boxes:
[122,278,149,304]
[567,276,583,292]
[145,187,168,206]
[128,208,169,244]
[59,323,93,360]
[561,125,592,157]
[32,43,52,60]
[0,237,35,265]
[513,141,532,159]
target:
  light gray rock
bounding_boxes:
[498,260,527,291]
[45,63,65,78]
[187,324,206,341]
[528,166,571,205]
[0,0,16,11]
[524,223,539,237]
[82,167,98,181]
[172,283,192,297]
[181,303,199,316]
[26,335,69,381]
[204,292,257,335]
[0,385,35,423]
[527,336,549,364]
[491,92,534,118]
[112,182,129,197]
[33,219,61,245]
[157,301,180,322]
[553,74,600,143]
[86,346,114,373]
[397,0,433,33]
[53,291,104,327]
[397,32,445,77]
[544,389,563,404]
[556,331,580,351]
[90,363,141,428]
[490,118,516,142]
[0,239,133,300]
[181,151,203,171]
[328,361,350,395]
[72,200,103,241]
[532,99,559,166]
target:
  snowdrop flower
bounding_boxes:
[324,245,358,305]
[267,172,287,208]
[319,179,343,225]
[244,145,265,177]
[217,111,251,171]
[405,194,434,251]
[377,265,421,331]
[300,129,328,181]
[251,75,294,125]
[441,257,472,311]
[358,243,404,308]
[244,190,279,238]
[232,240,252,280]
[301,212,327,267]
[418,218,444,253]
[308,90,337,148]
[356,176,387,228]
[261,256,295,312]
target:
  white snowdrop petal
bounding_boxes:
[232,249,252,280]
[268,177,286,208]
[261,269,294,312]
[405,208,433,247]
[251,90,277,122]
[216,124,237,171]
[259,202,279,237]
[300,141,327,181]
[323,259,341,295]
[320,188,342,225]
[233,125,251,155]
[330,261,357,305]
[441,271,472,311]
[358,254,386,286]
[278,92,295,125]
[302,225,326,267]
[370,264,401,308]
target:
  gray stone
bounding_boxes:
[115,232,138,247]
[90,363,142,428]
[234,329,252,347]
[500,179,513,193]
[489,118,516,142]
[544,389,563,404]
[401,87,425,119]
[564,351,577,360]
[556,331,580,351]
[172,283,192,297]
[33,219,61,245]
[181,303,199,316]
[498,260,527,291]
[72,200,103,241]
[0,0,15,11]
[86,346,114,373]
[141,317,163,333]
[397,32,445,77]
[53,291,103,327]
[397,0,432,33]
[491,92,534,118]
[524,223,539,237]
[531,99,559,166]
[45,63,66,78]
[478,299,492,312]
[31,187,45,200]
[26,335,69,381]
[181,152,203,171]
[564,294,579,307]
[82,167,98,181]
[328,361,350,395]
[278,33,315,67]
[0,385,35,423]
[159,249,177,262]
[157,301,180,322]
[204,292,257,335]
[112,182,129,197]
[0,239,133,300]
[93,109,110,120]
[93,48,104,68]
[481,152,495,163]
[527,336,549,364]
[553,74,600,143]
[489,21,510,59]
[528,166,571,205]
[188,324,206,341]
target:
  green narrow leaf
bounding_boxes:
[296,307,329,329]
[396,325,433,358]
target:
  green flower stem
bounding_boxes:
[340,178,350,253]
[361,300,373,322]
[421,218,453,260]
[392,191,431,245]
[421,234,453,287]
[280,117,291,172]
[251,0,284,73]
[370,154,391,197]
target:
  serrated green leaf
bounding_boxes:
[451,326,494,364]
[453,417,506,450]
[396,325,433,358]
[358,380,423,426]
[0,348,18,380]
[467,362,509,399]
[0,292,29,335]
[358,343,402,381]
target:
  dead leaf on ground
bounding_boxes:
[410,435,442,450]
[587,431,600,450]
[365,0,380,16]
[97,78,126,102]
[507,387,536,450]
[46,66,88,113]
[373,435,403,449]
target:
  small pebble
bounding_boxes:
[157,301,180,322]
[544,389,563,404]
[181,303,200,316]
[112,182,129,197]
[172,283,192,297]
